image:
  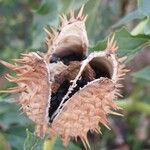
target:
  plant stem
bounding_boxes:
[43,137,57,150]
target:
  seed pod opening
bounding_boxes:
[45,6,88,64]
[89,57,113,79]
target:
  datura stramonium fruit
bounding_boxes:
[0,6,129,149]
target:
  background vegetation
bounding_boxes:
[0,0,150,150]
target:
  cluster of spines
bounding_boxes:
[105,35,130,98]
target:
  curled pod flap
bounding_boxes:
[45,6,89,62]
[0,52,51,137]
[51,78,117,149]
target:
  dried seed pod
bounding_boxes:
[0,52,51,137]
[48,36,128,149]
[45,6,89,62]
[0,6,129,150]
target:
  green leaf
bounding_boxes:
[91,27,150,61]
[113,0,150,29]
[0,133,11,150]
[90,39,106,51]
[115,28,150,58]
[144,17,150,35]
[5,127,28,150]
[112,10,144,28]
[138,0,150,16]
[37,3,51,15]
[85,0,101,39]
[60,0,87,13]
[28,0,42,10]
[132,66,150,81]
[131,18,149,35]
[0,101,31,127]
[24,129,44,150]
[31,0,59,49]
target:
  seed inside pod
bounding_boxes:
[49,80,70,123]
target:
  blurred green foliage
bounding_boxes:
[0,0,150,150]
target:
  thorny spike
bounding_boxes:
[12,59,26,64]
[5,74,31,82]
[106,34,118,52]
[20,53,32,58]
[5,74,16,82]
[119,64,125,69]
[116,84,123,88]
[19,111,24,116]
[59,14,64,21]
[95,127,102,134]
[59,14,66,26]
[19,106,23,111]
[118,56,127,63]
[50,27,57,36]
[62,14,68,22]
[122,69,130,73]
[99,117,110,130]
[83,15,88,22]
[0,86,26,93]
[0,59,16,70]
[44,28,51,36]
[80,136,90,150]
[118,77,124,80]
[77,5,85,19]
[109,111,123,116]
[110,34,115,47]
[115,91,123,97]
[70,10,75,19]
[83,135,91,150]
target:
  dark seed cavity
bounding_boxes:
[89,58,113,79]
[49,80,70,122]
[50,53,86,65]
[48,75,89,123]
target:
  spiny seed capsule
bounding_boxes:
[0,5,129,150]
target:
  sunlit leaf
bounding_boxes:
[43,137,57,150]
